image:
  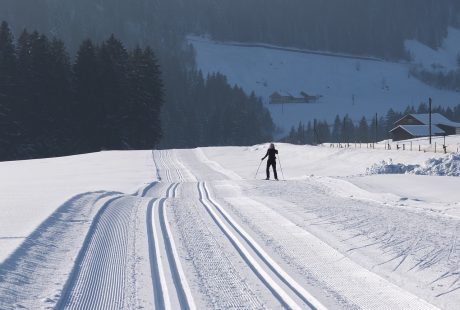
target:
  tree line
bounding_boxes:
[0,21,276,160]
[0,22,163,160]
[284,103,460,145]
[160,71,274,148]
[1,0,459,61]
[169,0,460,60]
[410,59,460,92]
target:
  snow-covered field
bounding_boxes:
[189,29,460,134]
[1,143,460,309]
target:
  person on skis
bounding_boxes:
[261,143,278,180]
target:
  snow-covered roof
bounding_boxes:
[271,91,305,98]
[409,113,460,127]
[391,125,445,137]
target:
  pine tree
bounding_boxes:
[73,39,103,152]
[16,30,54,157]
[47,38,73,155]
[98,35,130,149]
[0,21,17,160]
[357,116,369,142]
[317,120,331,144]
[331,115,342,143]
[127,46,164,148]
[341,114,355,143]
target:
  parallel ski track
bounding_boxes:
[0,192,121,310]
[198,181,327,310]
[147,150,196,309]
[57,195,137,310]
[155,149,325,309]
[154,150,186,183]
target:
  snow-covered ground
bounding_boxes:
[1,143,459,309]
[0,151,155,263]
[189,31,460,135]
[405,27,460,71]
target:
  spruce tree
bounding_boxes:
[98,35,130,149]
[73,39,103,152]
[357,117,369,142]
[331,115,342,143]
[0,21,17,160]
[127,46,164,148]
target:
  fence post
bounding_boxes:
[435,142,437,153]
[410,142,412,151]
[403,144,405,151]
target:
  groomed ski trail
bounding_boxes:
[57,195,140,309]
[197,181,326,310]
[0,191,123,310]
[171,148,441,309]
[156,149,325,309]
[146,185,196,310]
[1,148,447,309]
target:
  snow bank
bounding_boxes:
[367,154,460,176]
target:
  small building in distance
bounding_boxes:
[390,113,460,141]
[269,91,321,104]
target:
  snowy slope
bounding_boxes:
[1,145,460,309]
[189,34,460,135]
[406,27,460,71]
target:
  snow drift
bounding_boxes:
[367,153,460,176]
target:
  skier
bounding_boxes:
[261,143,278,180]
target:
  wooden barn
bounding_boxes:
[390,125,445,141]
[390,113,460,141]
[269,91,321,104]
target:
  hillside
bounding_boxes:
[190,32,460,135]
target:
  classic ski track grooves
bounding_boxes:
[148,184,196,310]
[149,150,196,310]
[198,181,326,310]
[57,194,134,310]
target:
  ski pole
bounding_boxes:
[255,159,263,179]
[278,156,285,180]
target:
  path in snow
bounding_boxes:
[176,149,440,309]
[0,191,123,309]
[2,148,455,309]
[57,195,141,309]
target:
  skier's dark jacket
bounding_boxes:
[262,149,278,162]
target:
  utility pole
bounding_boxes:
[429,97,432,145]
[375,113,378,147]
